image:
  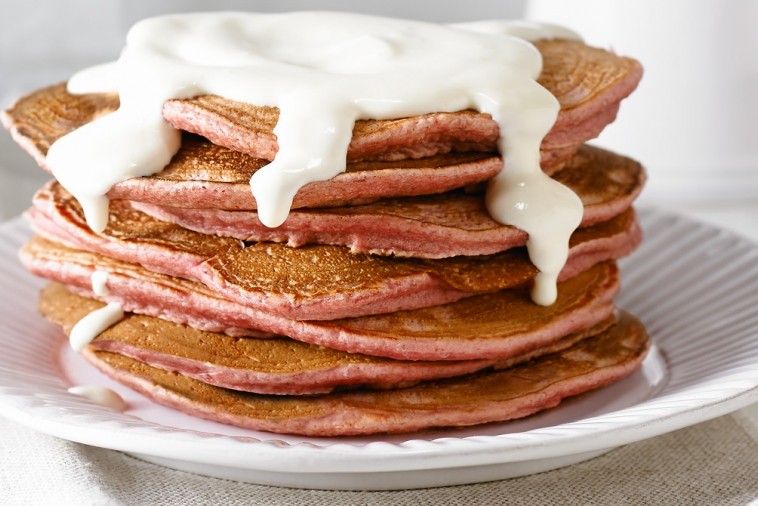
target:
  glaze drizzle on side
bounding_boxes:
[68,386,127,412]
[69,271,124,351]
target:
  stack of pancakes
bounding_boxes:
[2,38,649,436]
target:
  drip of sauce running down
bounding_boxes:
[67,272,127,411]
[46,12,583,305]
[69,271,124,351]
[68,386,127,412]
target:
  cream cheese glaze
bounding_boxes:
[90,270,110,297]
[67,386,127,412]
[69,271,124,351]
[46,11,583,305]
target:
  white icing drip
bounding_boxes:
[68,386,127,411]
[69,270,124,351]
[69,303,124,352]
[91,270,111,296]
[47,11,584,304]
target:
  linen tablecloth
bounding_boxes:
[0,407,756,505]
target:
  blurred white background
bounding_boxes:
[526,0,758,203]
[525,0,758,240]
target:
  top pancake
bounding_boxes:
[162,40,642,163]
[2,39,642,211]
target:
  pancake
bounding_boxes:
[1,39,642,211]
[40,282,615,395]
[163,40,642,166]
[79,310,649,436]
[27,184,641,320]
[22,237,620,361]
[131,145,645,257]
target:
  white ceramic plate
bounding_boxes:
[0,209,756,490]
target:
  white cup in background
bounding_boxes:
[526,0,758,203]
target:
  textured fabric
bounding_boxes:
[0,409,756,506]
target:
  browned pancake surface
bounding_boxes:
[30,183,640,319]
[23,236,621,360]
[133,144,645,257]
[317,260,618,342]
[534,40,641,111]
[1,87,119,165]
[41,282,615,394]
[39,283,490,393]
[158,135,496,183]
[81,311,649,435]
